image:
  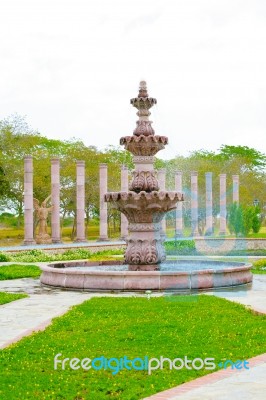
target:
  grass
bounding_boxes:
[0,264,41,280]
[0,296,265,399]
[247,226,266,238]
[251,259,266,274]
[0,291,28,305]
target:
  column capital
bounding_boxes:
[219,173,226,178]
[205,172,212,177]
[76,160,85,166]
[51,157,60,163]
[232,174,239,180]
[24,155,33,160]
[191,171,198,176]
[99,163,107,169]
[121,164,128,171]
[175,170,182,176]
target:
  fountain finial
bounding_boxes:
[138,80,148,98]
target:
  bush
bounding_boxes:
[228,203,262,236]
[6,248,125,263]
[0,252,10,262]
[252,259,266,274]
[252,206,262,233]
[165,240,196,255]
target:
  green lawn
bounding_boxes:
[251,259,266,274]
[0,291,28,305]
[0,264,41,280]
[0,296,265,399]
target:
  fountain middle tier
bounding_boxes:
[105,190,183,223]
[120,135,168,156]
[105,190,183,265]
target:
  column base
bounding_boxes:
[175,230,183,238]
[22,239,36,246]
[191,231,200,237]
[219,231,227,236]
[120,236,128,241]
[97,237,110,242]
[52,239,63,244]
[74,239,88,243]
[160,231,167,241]
[204,230,213,236]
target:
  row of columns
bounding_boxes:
[23,156,87,245]
[23,157,240,244]
[98,167,240,239]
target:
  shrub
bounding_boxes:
[252,206,262,233]
[7,248,125,263]
[228,203,262,236]
[252,259,266,274]
[165,240,196,255]
[0,252,10,262]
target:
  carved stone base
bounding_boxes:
[35,234,52,244]
[125,238,166,265]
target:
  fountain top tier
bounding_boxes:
[120,81,168,156]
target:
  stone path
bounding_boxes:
[0,281,93,348]
[144,354,266,400]
[1,240,126,252]
[0,276,141,348]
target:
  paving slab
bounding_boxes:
[0,284,93,348]
[144,354,266,400]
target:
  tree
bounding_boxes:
[228,203,244,236]
[252,206,262,233]
[242,206,254,236]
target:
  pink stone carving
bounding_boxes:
[129,171,159,192]
[120,135,168,156]
[33,195,53,244]
[105,81,184,266]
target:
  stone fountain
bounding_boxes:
[105,81,183,270]
[40,82,252,291]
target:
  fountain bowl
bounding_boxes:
[40,260,252,292]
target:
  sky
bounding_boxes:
[1,0,266,159]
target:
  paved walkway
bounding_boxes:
[0,281,92,348]
[0,239,126,253]
[144,354,266,400]
[0,277,140,348]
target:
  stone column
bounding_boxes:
[23,156,35,245]
[175,171,183,236]
[75,160,87,242]
[191,171,199,236]
[120,165,128,240]
[51,158,61,243]
[219,174,227,235]
[205,172,213,236]
[232,175,239,204]
[99,163,109,241]
[158,168,166,237]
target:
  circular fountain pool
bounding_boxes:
[40,260,252,291]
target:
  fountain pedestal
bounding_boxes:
[105,81,183,267]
